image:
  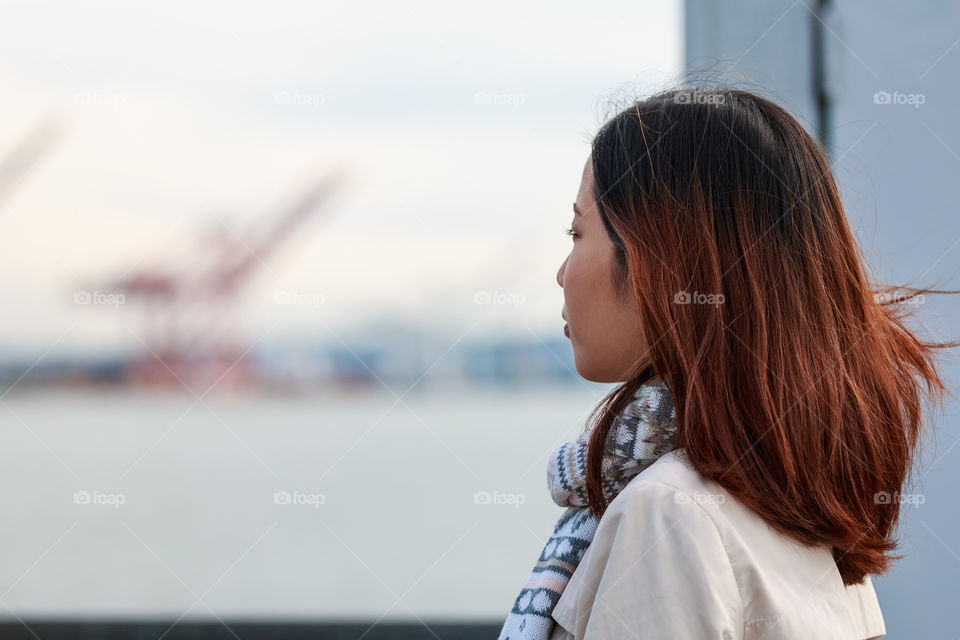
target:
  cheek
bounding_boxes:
[561,253,586,304]
[563,250,605,320]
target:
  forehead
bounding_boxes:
[580,156,593,185]
[575,156,594,209]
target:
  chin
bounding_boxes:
[573,353,638,384]
[573,356,617,384]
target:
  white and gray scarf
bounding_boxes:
[498,379,677,640]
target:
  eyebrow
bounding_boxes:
[572,202,581,218]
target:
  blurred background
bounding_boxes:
[0,0,957,638]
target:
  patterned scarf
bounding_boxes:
[497,379,677,640]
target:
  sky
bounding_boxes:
[0,0,683,358]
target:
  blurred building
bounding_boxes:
[685,2,960,637]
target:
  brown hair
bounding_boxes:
[583,87,959,586]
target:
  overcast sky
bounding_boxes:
[0,0,683,357]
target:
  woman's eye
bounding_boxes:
[564,227,578,239]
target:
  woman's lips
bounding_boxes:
[563,324,570,338]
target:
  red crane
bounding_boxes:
[100,164,349,392]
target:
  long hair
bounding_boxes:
[583,87,959,586]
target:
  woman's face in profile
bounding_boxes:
[556,155,649,383]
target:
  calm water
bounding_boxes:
[0,384,606,620]
[0,385,957,636]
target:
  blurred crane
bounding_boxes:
[99,164,349,392]
[0,116,65,209]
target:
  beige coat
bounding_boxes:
[548,448,886,639]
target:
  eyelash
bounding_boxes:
[564,227,578,239]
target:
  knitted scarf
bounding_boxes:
[497,379,677,640]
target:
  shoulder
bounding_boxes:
[550,449,745,638]
[604,448,732,542]
[600,448,743,598]
[596,448,887,640]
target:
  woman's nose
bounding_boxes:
[556,257,567,288]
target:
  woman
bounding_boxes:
[499,88,956,640]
